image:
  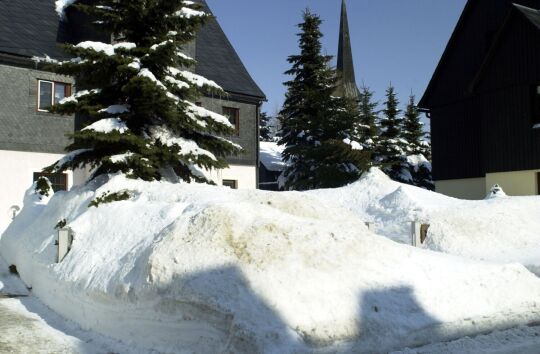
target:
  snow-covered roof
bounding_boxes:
[259,142,287,172]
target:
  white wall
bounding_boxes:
[0,150,73,233]
[486,169,540,196]
[435,177,487,200]
[207,165,257,190]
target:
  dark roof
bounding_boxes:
[469,3,540,91]
[335,0,360,100]
[418,0,474,108]
[0,0,265,100]
[0,0,70,59]
[419,0,540,108]
[514,3,540,29]
[195,1,266,100]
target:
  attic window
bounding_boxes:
[222,106,240,135]
[38,80,71,112]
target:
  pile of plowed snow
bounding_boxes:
[312,169,540,273]
[2,172,540,353]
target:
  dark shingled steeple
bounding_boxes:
[335,0,360,100]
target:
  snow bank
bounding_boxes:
[2,174,540,353]
[260,141,287,172]
[311,169,540,273]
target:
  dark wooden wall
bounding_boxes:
[476,15,540,174]
[423,0,540,181]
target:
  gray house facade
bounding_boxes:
[0,0,265,231]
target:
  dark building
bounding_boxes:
[419,0,540,199]
[0,0,265,231]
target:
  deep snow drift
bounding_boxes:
[1,171,540,353]
[312,169,540,274]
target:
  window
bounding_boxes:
[33,172,68,192]
[537,172,540,195]
[38,80,71,112]
[222,107,240,135]
[532,85,540,127]
[222,179,238,189]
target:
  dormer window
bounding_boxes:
[38,80,71,112]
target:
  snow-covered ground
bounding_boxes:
[0,257,136,354]
[312,169,540,275]
[391,325,540,354]
[1,170,540,353]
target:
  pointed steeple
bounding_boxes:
[335,0,360,100]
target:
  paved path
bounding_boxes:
[0,298,80,354]
[0,258,129,354]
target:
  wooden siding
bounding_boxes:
[431,101,484,180]
[423,0,540,109]
[425,0,540,181]
[476,14,540,174]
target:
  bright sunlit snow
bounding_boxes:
[1,170,540,353]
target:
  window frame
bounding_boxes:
[222,179,238,189]
[37,80,72,112]
[222,106,240,135]
[537,172,540,195]
[33,172,68,192]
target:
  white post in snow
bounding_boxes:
[411,222,430,247]
[411,222,422,247]
[57,228,73,263]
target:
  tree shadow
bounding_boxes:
[151,265,302,353]
[347,286,442,353]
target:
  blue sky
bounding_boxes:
[206,0,467,117]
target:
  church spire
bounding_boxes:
[336,0,360,100]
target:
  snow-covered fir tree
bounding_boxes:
[402,94,424,154]
[356,85,379,163]
[278,10,370,191]
[402,95,434,190]
[377,85,410,183]
[44,0,240,184]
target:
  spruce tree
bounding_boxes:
[259,112,272,142]
[402,95,434,190]
[402,94,424,154]
[356,85,379,162]
[278,10,370,191]
[44,0,240,184]
[377,85,410,183]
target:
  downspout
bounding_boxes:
[256,101,262,189]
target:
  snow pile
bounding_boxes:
[55,0,76,17]
[260,141,287,171]
[2,175,540,353]
[485,184,507,199]
[312,169,540,273]
[406,154,432,172]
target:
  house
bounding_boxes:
[419,0,540,199]
[0,0,265,231]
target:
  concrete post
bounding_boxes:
[57,228,73,263]
[411,222,421,246]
